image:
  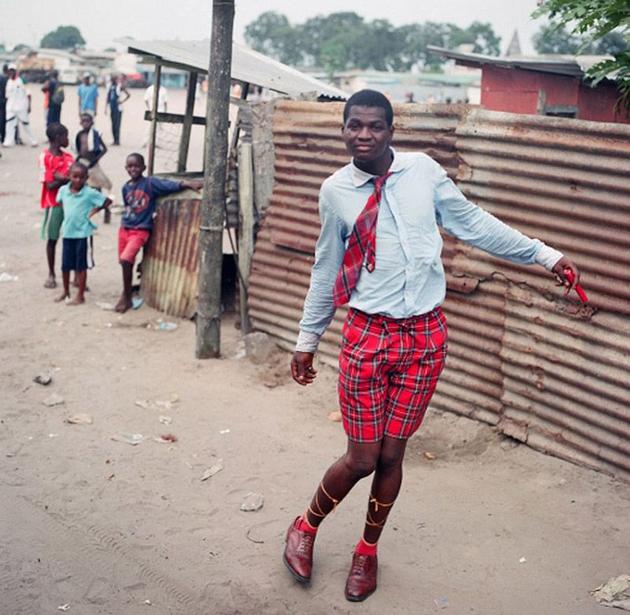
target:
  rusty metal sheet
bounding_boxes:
[142,194,201,318]
[249,100,630,480]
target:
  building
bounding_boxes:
[428,46,629,124]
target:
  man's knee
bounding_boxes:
[377,441,407,472]
[343,451,378,479]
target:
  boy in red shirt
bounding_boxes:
[39,122,74,288]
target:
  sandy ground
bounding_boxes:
[1,86,629,615]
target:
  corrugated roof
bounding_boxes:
[427,45,614,80]
[126,39,347,99]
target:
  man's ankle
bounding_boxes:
[296,515,318,535]
[355,537,378,557]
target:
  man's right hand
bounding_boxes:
[291,351,317,386]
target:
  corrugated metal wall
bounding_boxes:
[249,101,630,480]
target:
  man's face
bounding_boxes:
[342,105,393,163]
[8,69,16,79]
[80,115,93,130]
[125,156,145,180]
[57,131,69,149]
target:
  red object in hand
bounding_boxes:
[563,267,588,303]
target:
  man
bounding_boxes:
[2,64,37,147]
[142,81,167,147]
[42,70,63,125]
[105,74,130,145]
[0,64,8,144]
[78,73,98,116]
[283,89,580,602]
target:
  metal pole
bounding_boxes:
[147,61,162,175]
[237,141,254,333]
[177,70,198,172]
[196,0,235,358]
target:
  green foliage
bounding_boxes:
[244,12,501,74]
[534,0,630,109]
[40,25,85,50]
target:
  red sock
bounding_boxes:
[355,538,378,556]
[296,515,318,534]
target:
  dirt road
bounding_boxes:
[0,86,628,615]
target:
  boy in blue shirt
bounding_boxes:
[115,152,202,312]
[77,73,98,116]
[55,162,111,305]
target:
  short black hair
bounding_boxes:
[46,122,68,141]
[80,112,94,122]
[343,89,394,126]
[126,152,145,165]
[69,161,88,175]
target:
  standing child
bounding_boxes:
[55,162,111,305]
[39,122,74,288]
[115,152,203,312]
[75,113,112,194]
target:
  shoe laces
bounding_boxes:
[351,554,370,575]
[296,533,314,555]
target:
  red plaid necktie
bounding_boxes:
[333,172,392,307]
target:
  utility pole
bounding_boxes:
[196,0,235,358]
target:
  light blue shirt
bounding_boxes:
[78,83,98,112]
[57,184,106,238]
[297,150,562,352]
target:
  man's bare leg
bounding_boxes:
[115,260,133,312]
[67,271,87,305]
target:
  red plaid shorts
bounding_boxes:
[338,307,448,443]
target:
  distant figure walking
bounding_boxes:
[42,70,64,125]
[0,64,8,144]
[142,82,167,148]
[78,73,98,116]
[2,63,37,147]
[106,75,130,146]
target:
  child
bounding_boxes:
[115,152,202,313]
[75,113,112,194]
[55,162,111,305]
[39,122,74,288]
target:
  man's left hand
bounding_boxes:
[551,257,580,295]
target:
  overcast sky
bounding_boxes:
[1,0,546,55]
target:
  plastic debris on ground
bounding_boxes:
[95,301,115,311]
[240,492,264,512]
[158,415,172,425]
[42,393,65,407]
[591,575,630,611]
[327,410,342,422]
[111,433,144,446]
[135,399,151,409]
[424,451,437,460]
[156,321,178,331]
[519,556,527,564]
[0,272,18,282]
[65,413,93,425]
[201,460,224,481]
[57,605,70,612]
[132,297,144,310]
[434,596,449,609]
[154,434,178,444]
[33,372,53,386]
[219,429,230,435]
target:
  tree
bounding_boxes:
[40,25,86,49]
[534,0,630,108]
[533,23,582,53]
[447,21,501,56]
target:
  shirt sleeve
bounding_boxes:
[149,177,183,196]
[296,189,347,352]
[56,185,65,205]
[87,187,107,208]
[433,163,563,270]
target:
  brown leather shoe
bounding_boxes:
[345,552,378,602]
[283,517,315,584]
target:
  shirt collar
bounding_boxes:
[349,148,409,187]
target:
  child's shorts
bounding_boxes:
[41,205,64,241]
[338,307,448,443]
[118,227,150,263]
[62,238,88,272]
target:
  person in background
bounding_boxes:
[75,112,112,195]
[78,73,98,116]
[40,123,74,288]
[3,64,37,147]
[0,64,8,145]
[142,81,167,148]
[42,70,63,125]
[115,152,202,313]
[55,162,111,305]
[105,74,130,146]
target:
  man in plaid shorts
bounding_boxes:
[283,89,581,602]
